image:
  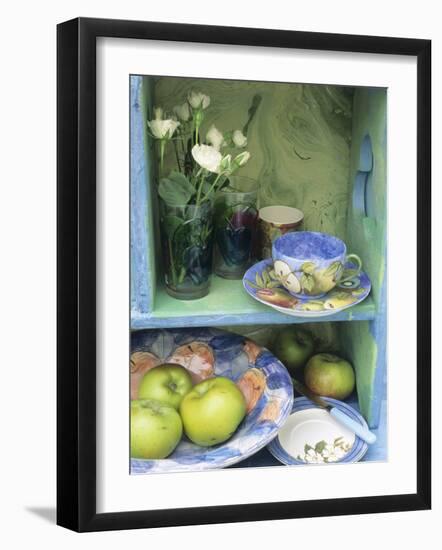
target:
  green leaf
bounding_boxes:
[162,215,184,239]
[300,261,316,274]
[315,440,327,453]
[324,261,342,278]
[301,273,315,293]
[304,444,313,454]
[268,281,281,288]
[262,269,270,285]
[158,171,195,206]
[200,180,215,198]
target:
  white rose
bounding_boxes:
[191,144,222,173]
[206,125,225,150]
[232,129,247,147]
[234,151,251,167]
[192,144,222,174]
[219,154,232,173]
[147,118,180,139]
[173,102,190,122]
[188,90,210,110]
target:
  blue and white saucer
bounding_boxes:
[243,259,371,318]
[267,397,369,465]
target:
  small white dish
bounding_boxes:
[268,397,369,465]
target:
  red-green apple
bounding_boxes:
[138,363,193,410]
[130,399,183,459]
[304,353,355,400]
[273,327,315,372]
[179,377,246,446]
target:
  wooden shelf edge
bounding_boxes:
[131,296,376,329]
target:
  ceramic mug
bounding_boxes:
[257,205,304,260]
[272,231,362,299]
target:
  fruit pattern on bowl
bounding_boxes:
[130,328,294,474]
[243,258,371,317]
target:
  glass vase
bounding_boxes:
[213,176,258,279]
[159,201,214,300]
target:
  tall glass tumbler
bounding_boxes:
[213,177,258,279]
[159,201,214,300]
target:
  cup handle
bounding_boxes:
[340,254,362,282]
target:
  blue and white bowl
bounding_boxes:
[130,328,293,474]
[267,397,369,465]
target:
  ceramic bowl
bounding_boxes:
[267,397,369,465]
[130,328,294,474]
[272,231,362,298]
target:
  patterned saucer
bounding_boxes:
[243,259,371,318]
[267,397,369,465]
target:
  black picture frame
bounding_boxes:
[57,17,431,532]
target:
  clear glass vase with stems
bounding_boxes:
[213,176,259,279]
[159,200,214,300]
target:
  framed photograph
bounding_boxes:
[57,17,431,532]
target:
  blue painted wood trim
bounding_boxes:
[131,302,376,330]
[130,76,153,314]
[367,251,388,428]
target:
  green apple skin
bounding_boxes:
[138,364,193,410]
[304,353,355,400]
[273,327,315,373]
[179,377,247,446]
[131,399,183,459]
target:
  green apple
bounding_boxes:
[179,377,246,446]
[138,363,193,410]
[304,353,355,400]
[273,327,315,372]
[131,399,183,459]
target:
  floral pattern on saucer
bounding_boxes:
[267,397,369,465]
[243,259,371,318]
[130,328,293,474]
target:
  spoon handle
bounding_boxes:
[329,407,377,445]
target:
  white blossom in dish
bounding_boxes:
[334,447,346,459]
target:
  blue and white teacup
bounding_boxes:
[272,231,362,299]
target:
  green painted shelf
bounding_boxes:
[130,276,376,329]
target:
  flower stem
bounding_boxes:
[173,139,181,172]
[159,140,166,174]
[200,172,224,204]
[195,170,207,206]
[168,238,178,287]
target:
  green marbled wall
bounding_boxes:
[154,77,354,239]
